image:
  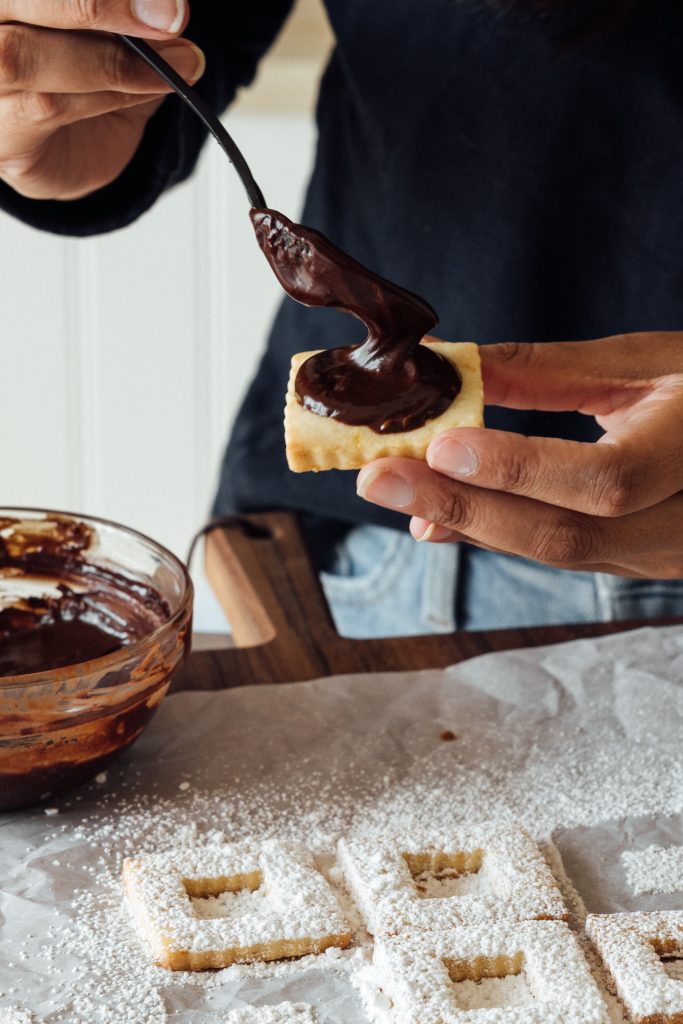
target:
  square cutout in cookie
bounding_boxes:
[338,825,566,935]
[374,921,609,1024]
[662,956,683,983]
[444,952,534,1010]
[404,849,486,900]
[123,841,351,971]
[587,911,683,1023]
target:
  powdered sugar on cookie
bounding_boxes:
[374,921,609,1024]
[586,911,683,1023]
[338,824,566,935]
[124,840,351,970]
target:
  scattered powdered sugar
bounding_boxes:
[0,627,681,1022]
[622,844,683,896]
[0,1011,31,1024]
[222,1003,316,1024]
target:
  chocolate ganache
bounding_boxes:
[250,209,461,434]
[0,515,169,677]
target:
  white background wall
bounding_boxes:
[0,2,331,631]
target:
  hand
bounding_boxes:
[0,0,205,201]
[356,332,683,578]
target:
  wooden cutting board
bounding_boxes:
[172,512,683,692]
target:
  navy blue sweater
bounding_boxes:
[2,1,681,533]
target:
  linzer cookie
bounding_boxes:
[586,911,683,1024]
[123,840,351,971]
[285,341,483,473]
[374,921,609,1024]
[338,824,566,936]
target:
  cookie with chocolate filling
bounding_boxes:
[284,340,483,473]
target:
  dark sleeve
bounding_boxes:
[0,1,294,237]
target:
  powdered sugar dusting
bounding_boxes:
[586,911,683,1022]
[622,844,683,896]
[222,1003,316,1024]
[373,921,609,1024]
[0,627,681,1021]
[0,1011,31,1024]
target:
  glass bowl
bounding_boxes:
[0,509,192,811]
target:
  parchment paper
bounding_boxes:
[0,625,682,1022]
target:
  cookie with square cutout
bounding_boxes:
[338,824,566,936]
[374,920,609,1024]
[587,911,683,1024]
[123,840,351,971]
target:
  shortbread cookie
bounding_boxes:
[337,824,566,936]
[586,911,683,1023]
[123,840,351,971]
[222,1004,316,1024]
[374,921,609,1024]
[284,340,483,472]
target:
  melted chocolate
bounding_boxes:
[250,209,461,433]
[0,515,169,677]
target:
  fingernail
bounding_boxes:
[415,522,438,542]
[357,468,415,508]
[159,42,206,82]
[133,0,185,33]
[430,438,479,477]
[413,520,454,543]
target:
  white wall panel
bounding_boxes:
[0,0,328,629]
[0,111,315,575]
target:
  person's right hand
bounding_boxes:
[0,1,205,201]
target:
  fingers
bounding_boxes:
[0,89,161,148]
[0,26,205,95]
[357,458,611,567]
[0,0,189,37]
[424,414,683,517]
[479,333,683,413]
[357,458,683,578]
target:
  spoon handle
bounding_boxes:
[120,34,266,209]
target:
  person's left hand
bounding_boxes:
[356,332,683,578]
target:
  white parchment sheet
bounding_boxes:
[0,626,682,1022]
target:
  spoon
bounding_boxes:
[119,35,266,209]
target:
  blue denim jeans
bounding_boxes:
[319,524,683,638]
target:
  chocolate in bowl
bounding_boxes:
[0,509,192,811]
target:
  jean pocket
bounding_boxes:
[320,525,458,639]
[596,574,683,621]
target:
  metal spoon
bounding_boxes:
[119,35,266,209]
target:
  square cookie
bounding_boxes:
[284,340,483,472]
[586,911,683,1023]
[123,840,351,970]
[374,921,609,1024]
[338,824,566,935]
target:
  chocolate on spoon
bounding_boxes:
[250,208,461,434]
